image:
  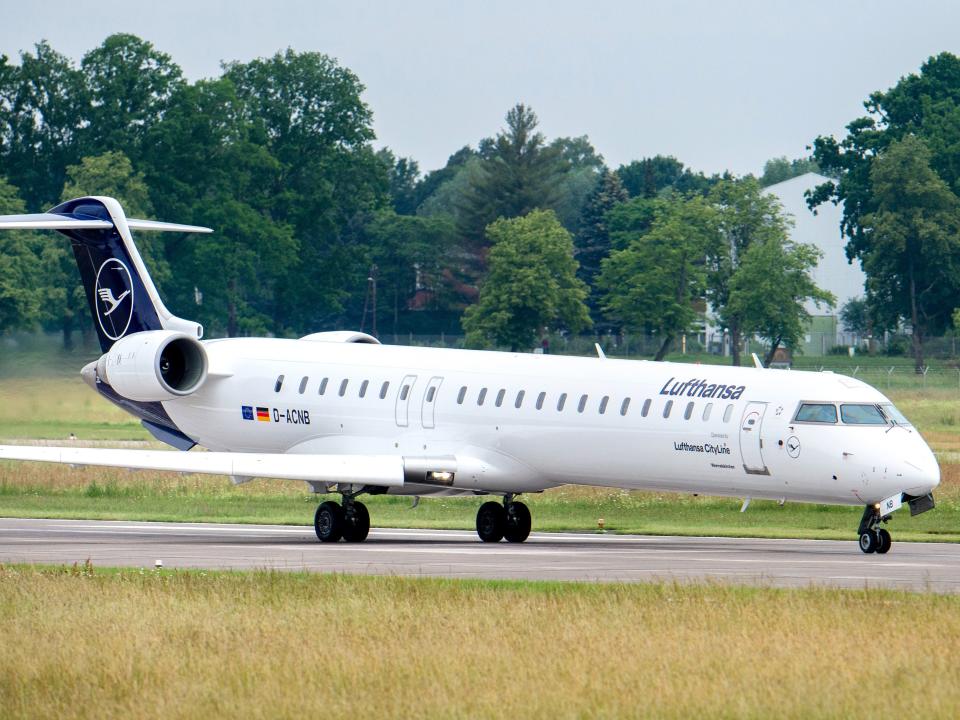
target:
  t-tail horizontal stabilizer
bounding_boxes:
[0,196,212,352]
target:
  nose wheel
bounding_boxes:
[857,506,892,554]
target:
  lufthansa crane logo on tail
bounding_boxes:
[94,259,134,341]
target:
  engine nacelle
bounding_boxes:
[96,330,208,402]
[300,331,381,345]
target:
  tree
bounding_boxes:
[599,196,718,360]
[857,136,960,370]
[706,177,794,366]
[463,210,590,351]
[758,156,820,187]
[0,177,43,334]
[808,52,960,364]
[362,211,458,334]
[457,104,564,250]
[224,49,386,332]
[616,156,714,198]
[840,297,869,335]
[727,238,833,366]
[376,148,421,215]
[0,41,89,210]
[550,135,605,231]
[80,34,184,158]
[574,168,628,316]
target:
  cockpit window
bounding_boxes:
[794,403,837,423]
[880,402,913,427]
[840,404,887,425]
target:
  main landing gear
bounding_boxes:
[476,495,532,543]
[314,495,370,543]
[857,504,892,554]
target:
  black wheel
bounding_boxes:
[314,501,344,543]
[476,501,506,543]
[503,501,532,543]
[342,501,370,543]
[858,530,878,554]
[876,528,892,554]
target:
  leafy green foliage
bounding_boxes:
[616,155,715,198]
[726,237,833,365]
[600,196,718,360]
[858,135,960,369]
[463,210,590,351]
[574,169,628,318]
[0,178,43,333]
[758,156,820,187]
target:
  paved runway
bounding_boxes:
[1,517,958,592]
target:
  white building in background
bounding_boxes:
[764,172,867,355]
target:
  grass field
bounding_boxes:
[2,375,959,542]
[1,565,958,719]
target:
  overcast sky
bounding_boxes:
[2,1,958,176]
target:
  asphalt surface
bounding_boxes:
[1,517,958,592]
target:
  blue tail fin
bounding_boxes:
[0,196,210,352]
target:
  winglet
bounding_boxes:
[595,343,606,360]
[752,353,764,369]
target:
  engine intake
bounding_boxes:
[96,330,209,402]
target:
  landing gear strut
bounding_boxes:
[313,495,370,543]
[476,495,531,543]
[857,505,892,554]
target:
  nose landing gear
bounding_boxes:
[857,505,892,554]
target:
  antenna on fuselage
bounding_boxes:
[751,353,764,369]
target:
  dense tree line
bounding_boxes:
[5,33,945,366]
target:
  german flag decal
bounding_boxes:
[256,407,270,422]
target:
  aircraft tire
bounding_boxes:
[315,501,345,543]
[876,528,892,554]
[503,501,532,543]
[858,530,878,554]
[343,501,370,543]
[476,501,506,543]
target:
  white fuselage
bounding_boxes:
[154,338,940,506]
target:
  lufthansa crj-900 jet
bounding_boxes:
[0,197,941,553]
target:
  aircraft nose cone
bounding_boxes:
[902,435,940,496]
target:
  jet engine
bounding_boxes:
[95,330,209,402]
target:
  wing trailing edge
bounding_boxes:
[0,445,405,488]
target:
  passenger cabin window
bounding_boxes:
[795,403,838,424]
[515,390,525,409]
[359,380,369,398]
[318,378,328,396]
[599,396,609,415]
[339,379,349,397]
[641,399,651,417]
[426,386,436,403]
[536,392,546,410]
[457,386,467,404]
[400,384,410,401]
[702,403,713,421]
[663,400,673,418]
[578,394,588,413]
[379,381,390,399]
[723,404,734,422]
[274,375,284,393]
[495,389,506,407]
[840,404,886,425]
[684,401,694,420]
[557,393,567,411]
[478,388,488,406]
[298,376,308,394]
[620,398,631,416]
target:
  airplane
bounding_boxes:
[0,196,941,553]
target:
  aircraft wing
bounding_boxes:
[0,445,404,487]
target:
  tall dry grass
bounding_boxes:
[0,566,958,720]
